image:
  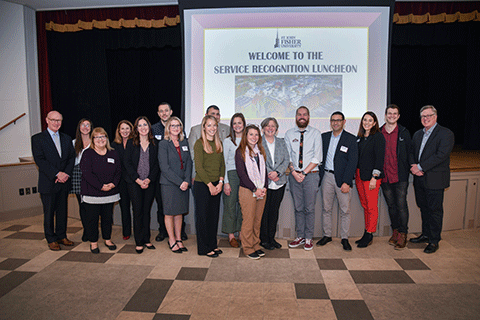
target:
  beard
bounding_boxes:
[296,118,309,128]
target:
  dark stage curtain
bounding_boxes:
[390,22,480,149]
[46,26,182,138]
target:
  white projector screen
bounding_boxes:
[180,2,393,136]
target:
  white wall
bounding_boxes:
[0,0,39,164]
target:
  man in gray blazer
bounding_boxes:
[188,105,230,177]
[410,105,454,254]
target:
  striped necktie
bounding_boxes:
[298,130,305,169]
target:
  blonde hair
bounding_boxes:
[201,115,222,154]
[90,127,113,151]
[163,117,185,141]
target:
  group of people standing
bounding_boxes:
[31,102,453,258]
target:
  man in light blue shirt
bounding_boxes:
[285,106,322,250]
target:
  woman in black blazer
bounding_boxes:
[355,111,385,248]
[111,120,134,240]
[158,117,192,253]
[124,116,159,253]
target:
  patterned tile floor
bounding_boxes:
[0,215,479,320]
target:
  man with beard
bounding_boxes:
[285,106,322,250]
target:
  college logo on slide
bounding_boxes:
[274,29,302,49]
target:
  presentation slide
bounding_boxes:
[182,4,392,136]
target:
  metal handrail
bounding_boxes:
[0,113,26,132]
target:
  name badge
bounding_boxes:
[182,146,188,151]
[107,158,115,164]
[340,146,348,153]
[155,135,162,140]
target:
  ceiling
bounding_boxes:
[3,0,469,11]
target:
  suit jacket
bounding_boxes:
[263,136,290,187]
[158,139,192,187]
[111,141,128,181]
[357,131,386,181]
[31,130,75,194]
[188,122,230,176]
[124,139,160,184]
[412,124,454,189]
[320,130,358,187]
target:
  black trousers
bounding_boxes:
[40,186,69,243]
[75,194,87,238]
[118,179,132,237]
[83,202,114,242]
[381,181,409,234]
[414,177,445,244]
[129,182,156,246]
[194,181,221,255]
[155,182,167,234]
[260,185,286,244]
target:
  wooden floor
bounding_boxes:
[450,148,480,172]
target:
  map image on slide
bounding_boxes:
[235,75,342,119]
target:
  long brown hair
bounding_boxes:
[113,120,133,144]
[226,113,246,146]
[357,111,380,137]
[238,125,266,162]
[200,115,223,154]
[74,118,93,156]
[132,116,154,146]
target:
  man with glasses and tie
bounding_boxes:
[31,110,75,251]
[410,105,454,254]
[285,106,322,250]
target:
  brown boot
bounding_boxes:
[395,233,407,250]
[388,229,399,246]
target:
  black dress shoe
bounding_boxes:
[341,239,352,251]
[155,232,166,242]
[316,236,332,246]
[357,232,373,248]
[424,243,438,254]
[272,240,282,249]
[104,242,117,250]
[355,230,367,244]
[261,242,275,250]
[410,234,429,244]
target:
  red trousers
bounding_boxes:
[355,169,382,233]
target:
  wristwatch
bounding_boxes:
[302,171,308,176]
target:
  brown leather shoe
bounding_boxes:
[229,238,239,248]
[395,233,407,250]
[57,238,74,246]
[388,229,399,246]
[48,241,61,251]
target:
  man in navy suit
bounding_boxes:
[316,112,358,251]
[31,110,75,250]
[410,105,454,254]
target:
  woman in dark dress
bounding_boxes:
[158,117,192,253]
[111,120,134,240]
[124,116,159,254]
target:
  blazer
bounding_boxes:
[319,130,358,188]
[124,139,160,184]
[158,139,192,187]
[412,124,454,189]
[111,141,128,181]
[263,136,290,187]
[31,130,75,194]
[356,131,386,181]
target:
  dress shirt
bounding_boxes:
[325,131,342,171]
[47,128,62,157]
[418,122,438,171]
[285,125,322,171]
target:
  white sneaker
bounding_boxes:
[289,237,305,248]
[304,239,314,250]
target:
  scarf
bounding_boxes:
[244,144,266,190]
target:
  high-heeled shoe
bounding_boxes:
[145,243,156,250]
[169,241,182,253]
[135,246,144,254]
[176,240,188,252]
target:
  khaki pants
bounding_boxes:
[239,186,266,255]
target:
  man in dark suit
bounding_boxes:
[31,110,75,250]
[316,112,358,251]
[410,105,454,254]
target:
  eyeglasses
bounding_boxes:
[81,123,91,128]
[94,135,106,140]
[48,118,62,123]
[420,113,435,119]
